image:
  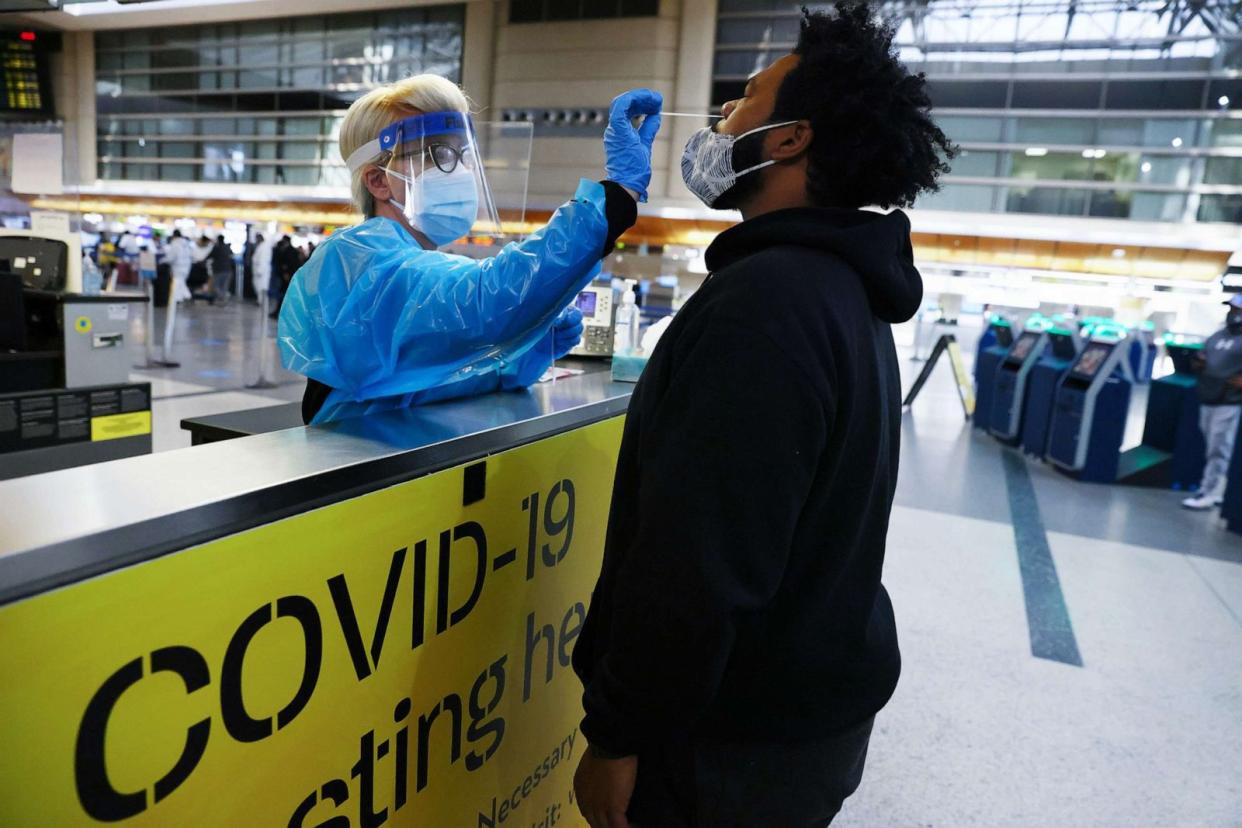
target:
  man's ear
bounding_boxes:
[770,121,813,163]
[363,165,395,204]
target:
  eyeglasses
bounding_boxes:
[387,141,469,173]
[429,141,476,174]
[392,141,474,174]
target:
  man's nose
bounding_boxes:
[721,99,738,119]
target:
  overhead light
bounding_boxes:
[1141,161,1152,173]
[1111,248,1126,258]
[1171,137,1184,148]
[1025,147,1048,157]
[1220,96,1231,108]
[1081,148,1106,159]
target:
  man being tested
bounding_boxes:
[573,4,955,825]
[279,75,661,423]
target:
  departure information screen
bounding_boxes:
[0,36,51,118]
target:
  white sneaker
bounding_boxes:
[1182,494,1219,510]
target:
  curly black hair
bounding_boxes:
[771,2,956,209]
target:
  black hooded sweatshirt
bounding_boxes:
[572,206,923,756]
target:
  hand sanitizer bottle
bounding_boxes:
[613,280,639,356]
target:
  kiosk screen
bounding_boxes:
[0,236,67,290]
[1072,342,1112,379]
[1049,334,1077,361]
[1007,331,1038,363]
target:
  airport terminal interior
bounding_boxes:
[0,0,1240,825]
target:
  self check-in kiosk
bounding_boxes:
[973,316,1014,431]
[1019,327,1080,458]
[1115,335,1207,489]
[988,328,1049,443]
[1047,334,1132,482]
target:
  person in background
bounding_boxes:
[189,235,212,301]
[571,4,954,826]
[242,233,257,301]
[118,230,141,286]
[1183,294,1242,510]
[251,233,274,306]
[96,233,117,282]
[137,239,157,285]
[269,234,298,319]
[209,234,236,304]
[165,229,193,304]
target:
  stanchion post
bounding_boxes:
[246,291,277,389]
[134,278,157,369]
[156,285,181,368]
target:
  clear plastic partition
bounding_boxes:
[473,120,533,237]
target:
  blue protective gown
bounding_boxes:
[278,179,608,424]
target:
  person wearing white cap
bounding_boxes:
[1183,293,1242,510]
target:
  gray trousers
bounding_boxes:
[1198,404,1242,498]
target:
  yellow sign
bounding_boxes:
[946,339,977,417]
[91,410,152,442]
[74,315,92,334]
[0,417,625,827]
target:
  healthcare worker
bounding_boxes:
[278,74,661,424]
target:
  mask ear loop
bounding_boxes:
[384,124,415,220]
[732,120,800,178]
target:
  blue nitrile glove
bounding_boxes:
[552,306,585,359]
[604,88,663,202]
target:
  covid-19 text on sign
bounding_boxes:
[0,417,624,827]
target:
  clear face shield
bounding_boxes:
[346,112,506,247]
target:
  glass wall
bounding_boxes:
[713,0,1242,223]
[509,0,658,23]
[95,6,465,187]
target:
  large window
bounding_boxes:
[713,0,1242,223]
[95,6,465,186]
[508,0,658,24]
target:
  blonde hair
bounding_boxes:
[339,74,470,216]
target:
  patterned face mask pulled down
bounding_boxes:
[679,120,797,208]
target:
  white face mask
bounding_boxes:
[680,120,797,208]
[387,165,479,248]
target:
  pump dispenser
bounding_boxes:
[613,279,639,356]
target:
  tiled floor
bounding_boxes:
[124,298,305,452]
[121,301,1242,824]
[835,321,1242,825]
